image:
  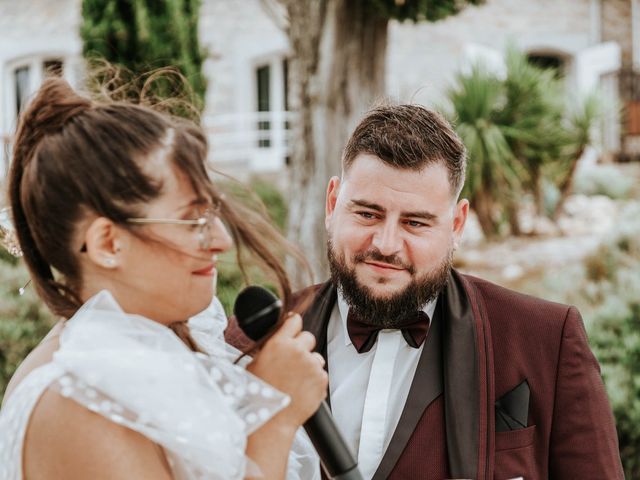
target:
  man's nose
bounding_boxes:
[371,221,403,256]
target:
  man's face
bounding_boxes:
[325,153,468,324]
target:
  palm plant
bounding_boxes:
[447,65,524,238]
[550,92,602,218]
[448,47,604,239]
[498,47,566,219]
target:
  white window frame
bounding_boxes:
[1,53,81,174]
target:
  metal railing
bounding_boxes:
[0,110,296,178]
[618,68,640,102]
[202,110,295,171]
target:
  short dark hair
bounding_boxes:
[342,104,466,198]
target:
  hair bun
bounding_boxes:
[15,78,91,153]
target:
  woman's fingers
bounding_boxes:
[272,313,302,339]
[311,352,326,368]
[295,331,316,351]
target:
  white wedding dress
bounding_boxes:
[0,290,319,480]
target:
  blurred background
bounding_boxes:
[0,0,638,475]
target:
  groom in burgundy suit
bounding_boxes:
[294,104,623,479]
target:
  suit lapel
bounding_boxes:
[371,298,444,480]
[443,270,493,480]
[441,270,482,479]
[301,281,337,408]
[301,281,336,357]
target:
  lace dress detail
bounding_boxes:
[0,291,319,480]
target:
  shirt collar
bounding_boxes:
[337,289,438,347]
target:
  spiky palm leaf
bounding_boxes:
[448,65,523,200]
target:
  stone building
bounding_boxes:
[0,0,635,175]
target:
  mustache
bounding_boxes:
[353,248,415,275]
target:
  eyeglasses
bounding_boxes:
[126,200,223,250]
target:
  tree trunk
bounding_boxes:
[472,189,499,240]
[504,197,521,236]
[552,146,585,221]
[531,166,544,217]
[282,0,388,286]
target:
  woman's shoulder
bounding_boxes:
[24,388,172,479]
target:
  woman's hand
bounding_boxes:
[247,313,328,427]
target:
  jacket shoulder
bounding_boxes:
[291,282,330,314]
[461,272,572,315]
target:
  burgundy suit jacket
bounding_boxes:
[227,270,623,479]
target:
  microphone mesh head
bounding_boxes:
[233,286,281,341]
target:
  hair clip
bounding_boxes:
[0,208,30,295]
[0,207,23,257]
[19,279,31,296]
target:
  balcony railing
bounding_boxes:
[203,110,295,172]
[0,110,296,181]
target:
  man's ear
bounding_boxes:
[83,217,122,269]
[325,176,341,230]
[452,198,469,249]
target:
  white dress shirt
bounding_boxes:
[327,293,437,480]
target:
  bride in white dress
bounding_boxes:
[0,78,326,480]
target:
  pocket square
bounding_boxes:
[495,380,530,432]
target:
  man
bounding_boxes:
[297,104,623,479]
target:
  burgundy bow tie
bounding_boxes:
[346,311,430,353]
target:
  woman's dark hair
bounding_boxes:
[9,77,308,348]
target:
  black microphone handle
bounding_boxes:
[233,286,364,479]
[304,401,364,480]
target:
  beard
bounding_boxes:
[327,239,452,328]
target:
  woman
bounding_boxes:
[0,78,327,479]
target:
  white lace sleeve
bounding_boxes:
[188,297,322,480]
[52,291,290,480]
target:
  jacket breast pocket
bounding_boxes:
[494,425,536,480]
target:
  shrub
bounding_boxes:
[0,259,56,404]
[573,165,633,200]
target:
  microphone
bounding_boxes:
[234,286,364,480]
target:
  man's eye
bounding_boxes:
[405,220,427,228]
[357,211,376,219]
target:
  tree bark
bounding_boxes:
[282,0,389,285]
[552,146,585,221]
[471,189,498,240]
[531,166,544,217]
[504,197,521,236]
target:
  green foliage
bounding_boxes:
[81,0,207,111]
[573,165,634,200]
[0,259,56,405]
[247,179,287,231]
[369,0,484,22]
[207,178,288,316]
[448,65,520,200]
[447,47,602,237]
[447,64,525,237]
[499,47,565,183]
[586,205,640,478]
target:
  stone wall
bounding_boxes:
[602,0,633,67]
[387,0,594,107]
